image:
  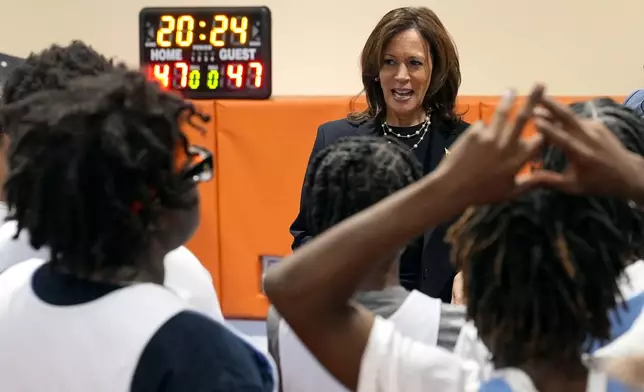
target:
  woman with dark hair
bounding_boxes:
[289,6,467,301]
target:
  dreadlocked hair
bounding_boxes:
[543,98,644,172]
[446,99,644,367]
[0,69,209,278]
[1,40,124,107]
[302,136,423,234]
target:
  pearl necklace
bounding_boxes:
[381,114,431,150]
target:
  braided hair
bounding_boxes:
[1,41,123,108]
[446,98,644,367]
[0,70,208,277]
[544,98,644,171]
[303,136,423,234]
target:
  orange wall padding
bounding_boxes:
[478,96,626,138]
[183,95,625,319]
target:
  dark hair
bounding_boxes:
[348,7,461,125]
[1,41,122,108]
[446,99,644,367]
[0,52,24,97]
[303,136,422,234]
[543,98,644,171]
[0,70,208,277]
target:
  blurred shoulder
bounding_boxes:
[624,90,644,114]
[164,246,208,277]
[163,246,224,322]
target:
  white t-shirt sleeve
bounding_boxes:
[453,321,494,381]
[358,316,480,392]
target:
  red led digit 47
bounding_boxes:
[225,62,264,89]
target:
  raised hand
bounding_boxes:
[435,84,557,205]
[533,96,644,202]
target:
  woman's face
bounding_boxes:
[378,28,432,121]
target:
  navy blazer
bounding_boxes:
[289,116,469,301]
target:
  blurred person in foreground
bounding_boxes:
[535,98,644,391]
[453,99,644,389]
[447,98,644,391]
[0,41,224,321]
[0,70,275,391]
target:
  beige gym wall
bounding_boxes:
[2,0,643,96]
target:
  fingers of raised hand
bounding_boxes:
[521,133,545,162]
[490,89,517,133]
[585,121,617,145]
[514,169,574,195]
[538,96,585,135]
[505,84,545,143]
[535,117,593,161]
[533,107,555,122]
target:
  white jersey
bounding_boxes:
[0,259,186,391]
[356,316,623,392]
[279,290,442,392]
[479,368,609,392]
[0,201,223,322]
[593,260,644,368]
[453,260,644,390]
[0,258,276,392]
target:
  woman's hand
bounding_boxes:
[533,96,644,202]
[435,84,557,206]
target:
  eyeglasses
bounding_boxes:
[181,145,214,184]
